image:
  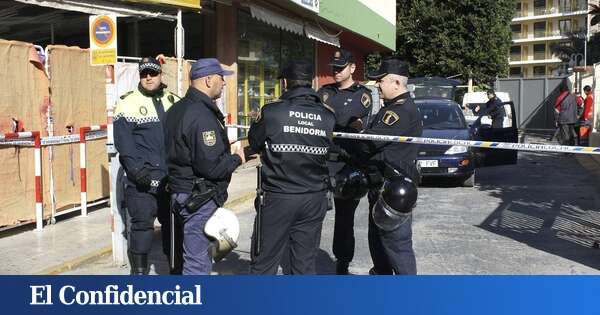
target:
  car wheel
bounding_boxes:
[462,172,475,187]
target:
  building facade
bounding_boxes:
[510,0,589,78]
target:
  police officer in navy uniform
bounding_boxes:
[354,56,423,275]
[317,49,373,275]
[248,60,336,275]
[165,58,249,275]
[113,57,180,275]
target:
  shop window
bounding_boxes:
[236,10,314,130]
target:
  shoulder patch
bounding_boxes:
[120,91,134,100]
[382,110,400,126]
[321,92,330,104]
[361,93,371,108]
[202,130,217,146]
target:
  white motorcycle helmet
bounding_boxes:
[204,207,240,262]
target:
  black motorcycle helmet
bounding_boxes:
[333,166,369,200]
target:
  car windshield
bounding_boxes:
[412,86,455,99]
[417,102,467,130]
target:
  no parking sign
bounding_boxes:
[89,15,117,66]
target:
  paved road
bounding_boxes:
[67,148,600,275]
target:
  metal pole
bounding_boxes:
[176,9,184,96]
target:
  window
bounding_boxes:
[533,43,546,60]
[559,19,572,35]
[511,24,522,39]
[533,66,546,77]
[236,10,315,131]
[534,21,547,37]
[510,67,522,78]
[515,2,523,16]
[534,0,546,15]
[558,0,571,12]
[510,46,521,61]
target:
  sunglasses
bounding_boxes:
[140,70,160,78]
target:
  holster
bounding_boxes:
[174,179,216,215]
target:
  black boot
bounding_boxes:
[336,261,350,275]
[130,253,149,275]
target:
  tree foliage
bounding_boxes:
[393,0,515,85]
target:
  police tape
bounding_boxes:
[0,130,107,147]
[333,132,600,155]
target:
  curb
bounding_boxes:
[39,191,256,275]
[38,245,113,275]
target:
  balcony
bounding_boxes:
[512,32,526,40]
[512,2,588,22]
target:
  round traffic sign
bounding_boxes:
[90,16,116,48]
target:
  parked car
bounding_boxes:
[415,97,519,186]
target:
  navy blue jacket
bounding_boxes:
[165,88,242,206]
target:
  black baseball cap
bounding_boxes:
[329,49,355,68]
[138,57,161,74]
[367,56,410,80]
[279,60,314,81]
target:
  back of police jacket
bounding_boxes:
[165,88,242,206]
[248,87,336,194]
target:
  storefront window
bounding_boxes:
[237,10,314,129]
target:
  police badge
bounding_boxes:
[139,106,148,116]
[361,93,371,108]
[202,130,217,146]
[382,110,399,126]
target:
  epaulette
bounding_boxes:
[119,91,134,100]
[322,103,335,114]
[167,92,181,104]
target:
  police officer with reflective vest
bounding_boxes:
[352,56,423,275]
[113,57,179,275]
[165,58,249,275]
[317,49,373,275]
[248,60,336,275]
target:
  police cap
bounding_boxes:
[367,56,409,80]
[329,49,355,68]
[279,60,314,81]
[139,57,162,75]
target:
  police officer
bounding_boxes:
[474,89,505,128]
[248,60,336,275]
[113,57,179,275]
[165,58,249,275]
[317,49,373,275]
[355,56,423,275]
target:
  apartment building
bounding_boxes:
[510,0,589,78]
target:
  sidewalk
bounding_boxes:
[0,161,258,275]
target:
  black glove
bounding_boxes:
[134,168,152,187]
[243,146,258,162]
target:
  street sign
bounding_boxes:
[89,15,117,66]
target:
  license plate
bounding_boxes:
[418,160,438,168]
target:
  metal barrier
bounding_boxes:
[79,125,108,216]
[0,131,43,230]
[0,127,108,230]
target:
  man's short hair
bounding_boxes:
[286,79,312,89]
[584,85,592,93]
